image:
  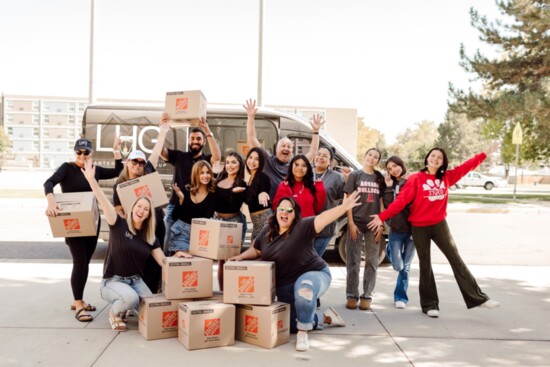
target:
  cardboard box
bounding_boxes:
[178,301,235,350]
[236,302,290,349]
[236,139,265,157]
[189,218,242,260]
[162,257,213,300]
[48,192,99,238]
[138,294,183,340]
[165,90,207,126]
[116,171,169,214]
[223,261,275,306]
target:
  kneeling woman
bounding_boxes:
[82,159,190,331]
[229,192,361,352]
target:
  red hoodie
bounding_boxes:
[379,152,487,227]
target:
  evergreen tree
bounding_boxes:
[449,0,550,162]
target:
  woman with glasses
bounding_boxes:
[229,192,361,352]
[44,138,122,323]
[111,135,166,293]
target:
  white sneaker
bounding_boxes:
[479,300,500,309]
[395,301,406,309]
[296,331,309,352]
[427,309,439,318]
[324,307,346,327]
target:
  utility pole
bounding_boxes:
[89,0,96,105]
[257,0,264,106]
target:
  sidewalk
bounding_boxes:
[0,260,548,367]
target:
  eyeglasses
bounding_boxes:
[130,159,146,167]
[75,150,90,156]
[277,207,294,214]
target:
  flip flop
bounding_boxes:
[75,308,93,322]
[70,303,96,312]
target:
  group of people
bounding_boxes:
[44,99,499,352]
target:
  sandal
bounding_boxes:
[75,308,93,322]
[109,315,127,332]
[71,303,96,312]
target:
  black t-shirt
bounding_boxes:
[103,216,160,279]
[166,149,212,205]
[44,160,123,195]
[214,186,247,214]
[172,191,216,224]
[245,171,272,213]
[253,217,327,286]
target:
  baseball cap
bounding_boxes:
[74,139,93,152]
[128,150,147,162]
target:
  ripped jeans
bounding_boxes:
[276,267,331,333]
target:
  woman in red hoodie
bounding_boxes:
[368,143,500,318]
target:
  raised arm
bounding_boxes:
[113,135,122,160]
[314,191,361,233]
[198,117,221,164]
[244,99,261,148]
[305,114,322,163]
[81,159,118,225]
[159,113,171,161]
[149,118,171,168]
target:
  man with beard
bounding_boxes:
[244,99,322,200]
[158,113,221,251]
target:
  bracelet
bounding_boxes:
[313,132,319,135]
[206,134,213,138]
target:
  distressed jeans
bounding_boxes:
[276,267,332,333]
[412,220,489,313]
[387,231,416,303]
[345,224,379,300]
[100,275,153,316]
[166,219,191,253]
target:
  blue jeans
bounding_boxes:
[276,267,331,333]
[100,275,153,316]
[387,231,416,303]
[163,203,175,254]
[313,236,332,257]
[166,219,191,253]
[214,212,247,245]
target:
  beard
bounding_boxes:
[188,144,203,156]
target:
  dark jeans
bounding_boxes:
[412,220,489,312]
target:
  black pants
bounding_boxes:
[412,220,489,312]
[66,235,98,301]
[142,210,165,294]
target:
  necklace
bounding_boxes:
[314,169,327,181]
[293,181,305,197]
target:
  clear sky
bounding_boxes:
[0,0,502,143]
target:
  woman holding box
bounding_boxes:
[81,158,191,331]
[228,192,361,352]
[167,160,217,254]
[44,137,122,323]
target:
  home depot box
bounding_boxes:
[48,192,99,238]
[223,261,275,306]
[236,139,265,157]
[162,257,213,300]
[165,90,207,127]
[138,294,182,340]
[236,302,290,349]
[116,171,169,214]
[178,301,235,350]
[189,218,242,260]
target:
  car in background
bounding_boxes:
[456,172,508,190]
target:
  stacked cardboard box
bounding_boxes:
[235,302,290,349]
[162,257,213,300]
[189,218,242,260]
[138,294,180,341]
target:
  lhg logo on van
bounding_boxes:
[204,318,221,336]
[239,276,254,293]
[245,315,258,334]
[176,98,189,112]
[63,219,81,231]
[182,271,198,287]
[162,311,178,328]
[133,185,152,198]
[199,230,209,247]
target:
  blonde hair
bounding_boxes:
[126,196,156,245]
[115,160,144,184]
[186,160,216,195]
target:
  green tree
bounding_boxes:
[449,0,550,161]
[0,128,11,166]
[388,120,439,170]
[356,116,387,162]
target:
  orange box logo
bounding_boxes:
[238,276,254,293]
[204,318,221,336]
[245,315,258,334]
[182,271,198,287]
[63,218,81,231]
[162,311,178,328]
[278,320,283,330]
[199,229,209,247]
[227,235,233,244]
[176,97,189,111]
[133,185,152,198]
[181,318,185,329]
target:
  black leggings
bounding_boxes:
[142,214,165,294]
[66,235,98,301]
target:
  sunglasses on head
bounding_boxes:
[277,207,294,214]
[75,150,90,156]
[130,159,146,167]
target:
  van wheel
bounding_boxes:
[337,229,387,265]
[484,182,494,190]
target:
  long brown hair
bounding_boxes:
[266,196,303,242]
[186,160,216,195]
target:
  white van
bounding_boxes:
[82,104,384,263]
